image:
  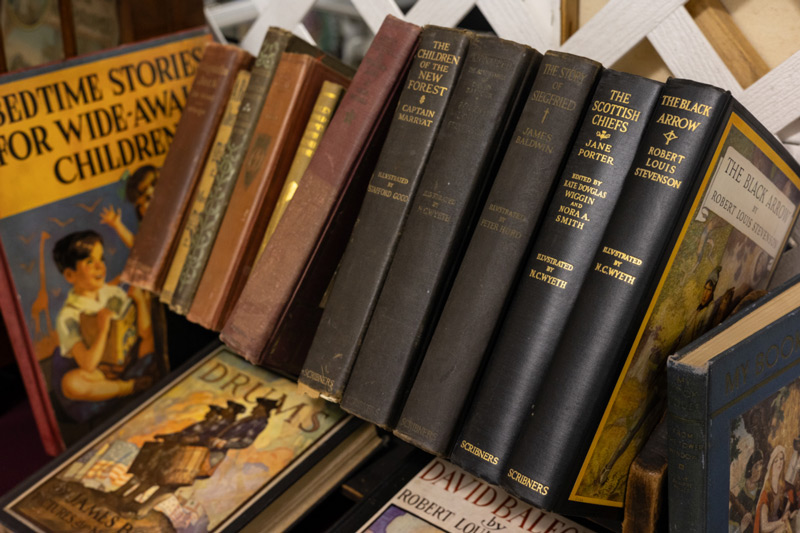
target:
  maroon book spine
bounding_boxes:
[121,43,252,291]
[0,240,63,455]
[220,15,421,367]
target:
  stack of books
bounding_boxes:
[2,12,800,532]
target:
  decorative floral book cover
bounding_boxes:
[0,345,350,533]
[0,29,210,454]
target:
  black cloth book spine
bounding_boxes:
[449,70,663,484]
[341,36,541,429]
[499,79,730,510]
[501,79,729,509]
[394,52,602,455]
[298,27,471,402]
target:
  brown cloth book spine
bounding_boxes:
[186,53,353,330]
[166,29,345,315]
[121,42,252,291]
[160,70,251,305]
[622,416,667,533]
[220,15,421,371]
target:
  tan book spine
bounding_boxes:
[160,70,251,306]
[257,81,345,260]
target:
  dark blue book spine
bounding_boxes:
[667,357,709,532]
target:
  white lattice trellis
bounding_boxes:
[204,0,800,158]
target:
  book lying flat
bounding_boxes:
[333,454,597,532]
[0,343,378,532]
[0,29,210,454]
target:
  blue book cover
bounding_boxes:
[668,274,800,531]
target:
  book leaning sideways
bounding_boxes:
[0,344,378,533]
[668,274,800,532]
[0,29,210,455]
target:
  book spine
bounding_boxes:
[187,55,352,330]
[0,241,63,455]
[160,70,250,305]
[258,80,345,256]
[449,71,663,483]
[297,27,470,401]
[395,51,602,454]
[622,416,668,533]
[666,360,708,532]
[498,79,729,509]
[168,29,292,313]
[339,36,540,429]
[121,43,251,291]
[220,15,421,361]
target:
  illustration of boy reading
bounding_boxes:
[53,230,154,403]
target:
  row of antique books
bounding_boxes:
[120,14,800,525]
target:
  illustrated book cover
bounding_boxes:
[668,274,800,532]
[334,455,596,533]
[0,343,365,532]
[0,29,210,454]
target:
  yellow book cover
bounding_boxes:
[0,29,211,454]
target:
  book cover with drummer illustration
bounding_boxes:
[0,346,348,533]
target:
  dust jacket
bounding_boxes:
[0,344,358,532]
[0,29,210,454]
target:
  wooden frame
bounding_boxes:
[204,0,800,158]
